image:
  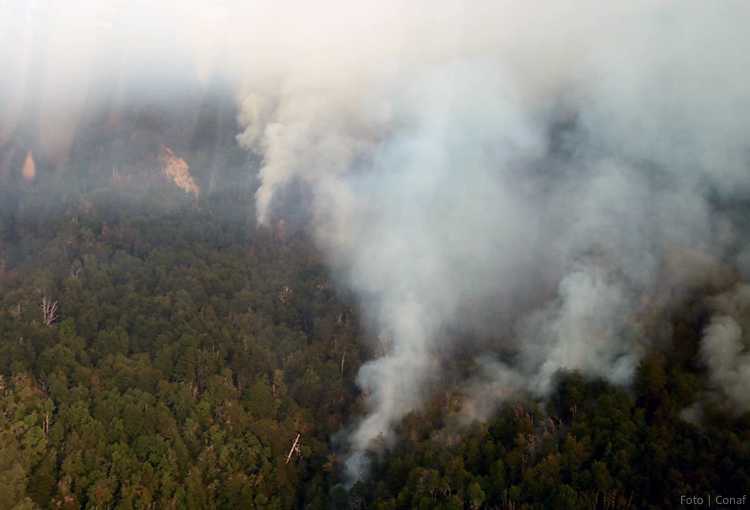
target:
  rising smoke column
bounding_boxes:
[701,285,750,413]
[3,0,750,485]
[234,1,750,482]
[238,59,547,480]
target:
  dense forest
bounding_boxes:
[1,121,749,510]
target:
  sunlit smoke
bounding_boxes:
[3,0,750,486]
[230,1,750,482]
[21,151,35,181]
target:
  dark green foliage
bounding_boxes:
[364,367,750,510]
[1,154,749,509]
[0,177,363,509]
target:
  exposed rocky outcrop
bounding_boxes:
[159,146,200,197]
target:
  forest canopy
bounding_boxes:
[0,133,748,509]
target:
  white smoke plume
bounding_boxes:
[228,0,750,481]
[701,316,750,412]
[701,285,750,413]
[3,0,750,485]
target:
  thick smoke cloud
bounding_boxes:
[4,0,750,484]
[230,0,750,482]
[702,285,750,413]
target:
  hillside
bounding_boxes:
[1,141,749,509]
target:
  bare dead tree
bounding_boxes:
[43,411,51,436]
[286,433,301,465]
[375,334,391,357]
[340,352,346,378]
[278,286,293,304]
[41,297,58,327]
[514,405,533,423]
[546,417,557,436]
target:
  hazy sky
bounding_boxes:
[3,0,750,483]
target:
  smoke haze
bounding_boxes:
[3,0,750,483]
[702,285,750,413]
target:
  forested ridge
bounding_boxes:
[1,145,749,509]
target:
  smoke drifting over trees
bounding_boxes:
[3,0,750,484]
